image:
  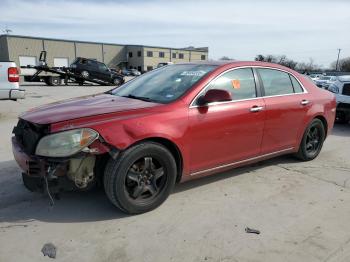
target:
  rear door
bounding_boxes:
[189,67,266,173]
[257,68,310,154]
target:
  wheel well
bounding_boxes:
[139,137,183,183]
[315,115,328,136]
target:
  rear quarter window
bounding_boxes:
[290,75,304,93]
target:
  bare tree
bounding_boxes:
[296,58,322,72]
[254,54,298,70]
[330,57,350,72]
[219,56,234,61]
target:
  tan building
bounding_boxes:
[0,35,208,73]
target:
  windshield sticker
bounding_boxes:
[180,70,206,77]
[232,79,240,89]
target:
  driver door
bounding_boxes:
[188,68,265,173]
[97,62,112,81]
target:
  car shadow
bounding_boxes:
[0,160,128,223]
[331,123,350,137]
[0,155,298,224]
[173,155,298,194]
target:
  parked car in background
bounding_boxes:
[328,75,350,123]
[315,75,335,88]
[321,76,337,90]
[157,62,174,68]
[309,74,322,82]
[122,69,141,76]
[0,61,25,100]
[12,61,335,214]
[70,57,124,85]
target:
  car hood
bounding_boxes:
[20,94,160,125]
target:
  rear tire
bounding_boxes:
[295,118,325,161]
[45,76,61,86]
[104,142,177,214]
[112,77,122,86]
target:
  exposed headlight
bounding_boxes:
[35,128,99,157]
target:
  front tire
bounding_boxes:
[104,142,177,214]
[295,118,325,161]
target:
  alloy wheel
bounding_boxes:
[305,126,321,155]
[124,156,166,202]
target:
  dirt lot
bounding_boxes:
[1,83,350,262]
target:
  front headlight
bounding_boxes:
[35,128,99,157]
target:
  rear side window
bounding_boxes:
[290,75,304,93]
[206,68,256,101]
[258,69,294,96]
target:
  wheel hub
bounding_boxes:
[125,157,165,200]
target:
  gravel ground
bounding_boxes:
[0,83,350,262]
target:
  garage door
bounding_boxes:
[19,56,37,76]
[19,56,37,67]
[54,58,69,68]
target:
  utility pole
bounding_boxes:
[336,48,342,71]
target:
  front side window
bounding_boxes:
[203,68,257,101]
[98,63,108,71]
[112,64,217,103]
[258,68,294,96]
[87,60,97,67]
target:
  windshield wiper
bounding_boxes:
[122,94,156,102]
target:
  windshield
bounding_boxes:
[320,76,331,80]
[112,64,217,103]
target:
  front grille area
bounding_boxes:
[342,84,350,96]
[12,119,49,155]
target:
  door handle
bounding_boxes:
[301,100,310,106]
[250,106,264,112]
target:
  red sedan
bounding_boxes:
[12,61,336,214]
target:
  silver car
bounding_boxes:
[322,76,337,90]
[315,75,335,88]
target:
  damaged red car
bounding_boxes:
[12,61,336,214]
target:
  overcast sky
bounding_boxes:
[1,0,349,67]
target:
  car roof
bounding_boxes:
[176,60,298,73]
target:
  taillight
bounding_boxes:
[8,67,19,82]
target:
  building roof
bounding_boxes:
[0,34,208,52]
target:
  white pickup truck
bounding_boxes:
[328,75,350,123]
[0,61,25,100]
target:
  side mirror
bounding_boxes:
[198,89,232,105]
